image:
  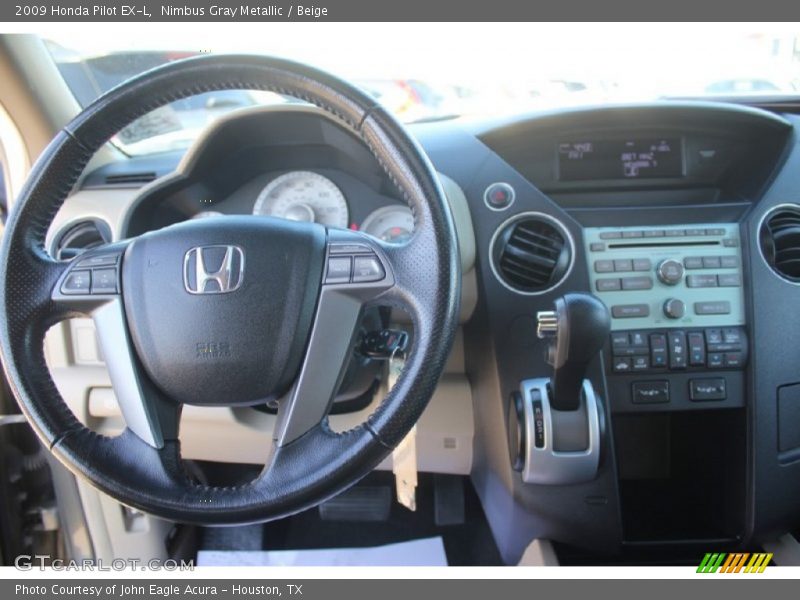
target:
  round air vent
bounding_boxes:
[52,219,112,261]
[760,205,800,282]
[491,213,573,294]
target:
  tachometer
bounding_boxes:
[361,205,415,243]
[253,171,349,228]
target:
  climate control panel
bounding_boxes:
[609,327,747,374]
[584,224,745,330]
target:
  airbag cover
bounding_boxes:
[122,216,325,406]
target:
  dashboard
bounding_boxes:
[48,99,800,565]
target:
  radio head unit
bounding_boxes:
[584,224,745,332]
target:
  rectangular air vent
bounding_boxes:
[104,172,157,186]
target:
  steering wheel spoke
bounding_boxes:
[273,229,394,446]
[50,240,178,448]
[92,298,180,448]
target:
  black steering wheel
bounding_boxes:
[0,55,460,524]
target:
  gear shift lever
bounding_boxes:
[508,292,610,485]
[536,293,610,411]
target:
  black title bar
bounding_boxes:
[2,0,800,21]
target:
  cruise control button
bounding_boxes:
[325,257,352,284]
[694,301,731,315]
[690,378,726,401]
[352,256,386,283]
[632,381,669,404]
[91,268,118,294]
[611,304,650,318]
[61,271,91,295]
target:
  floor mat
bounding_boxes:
[198,473,504,566]
[197,536,448,566]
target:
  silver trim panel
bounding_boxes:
[520,378,600,485]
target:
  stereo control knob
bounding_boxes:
[663,298,686,319]
[657,259,684,286]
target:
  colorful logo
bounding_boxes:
[697,552,773,573]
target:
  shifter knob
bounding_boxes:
[537,293,610,411]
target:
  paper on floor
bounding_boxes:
[197,536,447,566]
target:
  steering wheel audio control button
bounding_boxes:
[325,256,352,284]
[61,270,92,294]
[352,256,385,283]
[91,268,119,294]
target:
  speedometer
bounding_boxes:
[253,171,349,228]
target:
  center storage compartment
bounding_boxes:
[613,409,746,543]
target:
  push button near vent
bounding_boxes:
[491,214,573,294]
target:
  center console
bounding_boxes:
[583,223,749,544]
[584,224,748,412]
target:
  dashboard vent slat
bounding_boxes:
[104,172,157,186]
[760,206,800,281]
[492,215,572,293]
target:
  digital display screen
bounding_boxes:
[558,138,683,181]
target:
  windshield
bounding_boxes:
[42,23,800,155]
